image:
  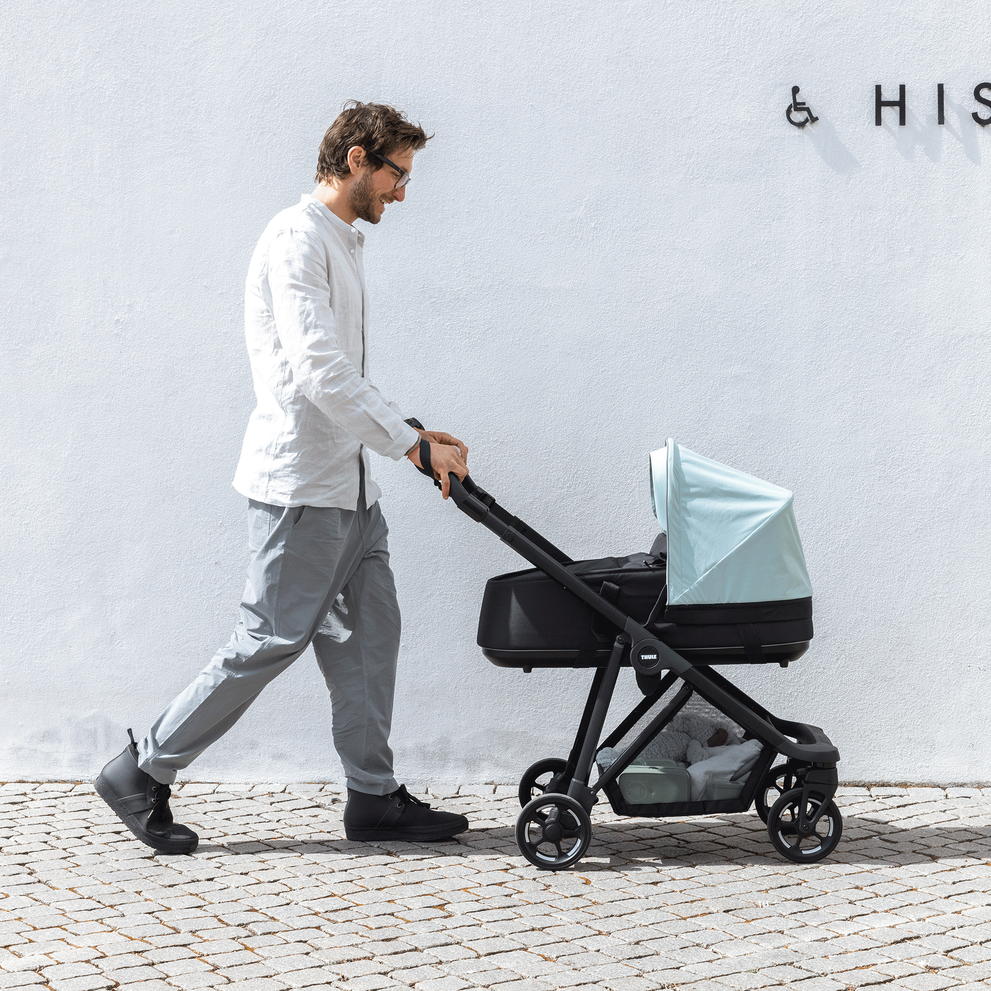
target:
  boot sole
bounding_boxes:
[345,821,469,843]
[93,774,199,855]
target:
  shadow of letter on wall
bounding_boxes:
[806,115,861,174]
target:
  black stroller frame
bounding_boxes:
[431,465,841,871]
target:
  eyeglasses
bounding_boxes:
[365,150,411,189]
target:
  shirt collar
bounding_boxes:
[302,194,365,244]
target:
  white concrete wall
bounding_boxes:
[3,0,990,785]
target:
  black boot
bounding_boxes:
[343,785,469,842]
[94,730,198,854]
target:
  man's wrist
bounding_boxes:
[404,418,424,459]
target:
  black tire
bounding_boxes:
[516,794,592,870]
[767,787,843,863]
[518,757,569,808]
[755,764,797,824]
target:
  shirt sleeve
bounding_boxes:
[267,228,420,460]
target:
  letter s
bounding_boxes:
[973,83,991,125]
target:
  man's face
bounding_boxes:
[348,146,414,225]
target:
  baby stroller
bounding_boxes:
[421,439,841,870]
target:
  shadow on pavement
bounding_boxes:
[194,814,991,869]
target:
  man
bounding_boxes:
[95,102,470,854]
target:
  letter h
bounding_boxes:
[876,84,906,125]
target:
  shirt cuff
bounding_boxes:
[395,423,421,460]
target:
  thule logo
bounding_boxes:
[641,652,658,661]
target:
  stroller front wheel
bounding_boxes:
[518,757,570,807]
[766,787,843,863]
[516,794,592,870]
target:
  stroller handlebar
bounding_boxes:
[416,441,574,564]
[413,439,489,520]
[448,473,486,518]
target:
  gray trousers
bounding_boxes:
[137,491,401,795]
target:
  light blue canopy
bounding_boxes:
[650,439,812,607]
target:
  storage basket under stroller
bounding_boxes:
[422,438,841,870]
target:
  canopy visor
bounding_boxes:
[650,439,813,607]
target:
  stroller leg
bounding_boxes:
[567,636,626,811]
[518,659,617,808]
[559,667,609,786]
[515,638,627,870]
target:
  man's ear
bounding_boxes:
[346,145,367,175]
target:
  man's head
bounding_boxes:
[314,101,431,224]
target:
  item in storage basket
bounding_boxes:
[707,781,744,800]
[686,738,763,801]
[618,761,690,804]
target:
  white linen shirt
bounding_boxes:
[233,195,420,509]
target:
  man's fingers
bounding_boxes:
[419,441,469,499]
[427,431,468,461]
[438,466,454,499]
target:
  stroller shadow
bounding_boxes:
[573,816,991,869]
[195,814,991,869]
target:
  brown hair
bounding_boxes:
[314,101,431,183]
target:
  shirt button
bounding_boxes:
[350,248,354,254]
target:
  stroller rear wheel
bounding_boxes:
[518,757,569,807]
[755,763,797,823]
[516,794,592,870]
[766,787,842,863]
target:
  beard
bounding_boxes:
[348,170,383,224]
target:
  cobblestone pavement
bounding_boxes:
[2,783,991,991]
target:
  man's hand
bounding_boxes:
[420,430,468,463]
[407,430,469,500]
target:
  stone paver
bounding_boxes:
[1,785,991,990]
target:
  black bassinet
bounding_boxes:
[478,549,813,669]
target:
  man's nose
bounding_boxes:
[393,184,406,202]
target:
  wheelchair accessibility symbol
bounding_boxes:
[786,86,819,127]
